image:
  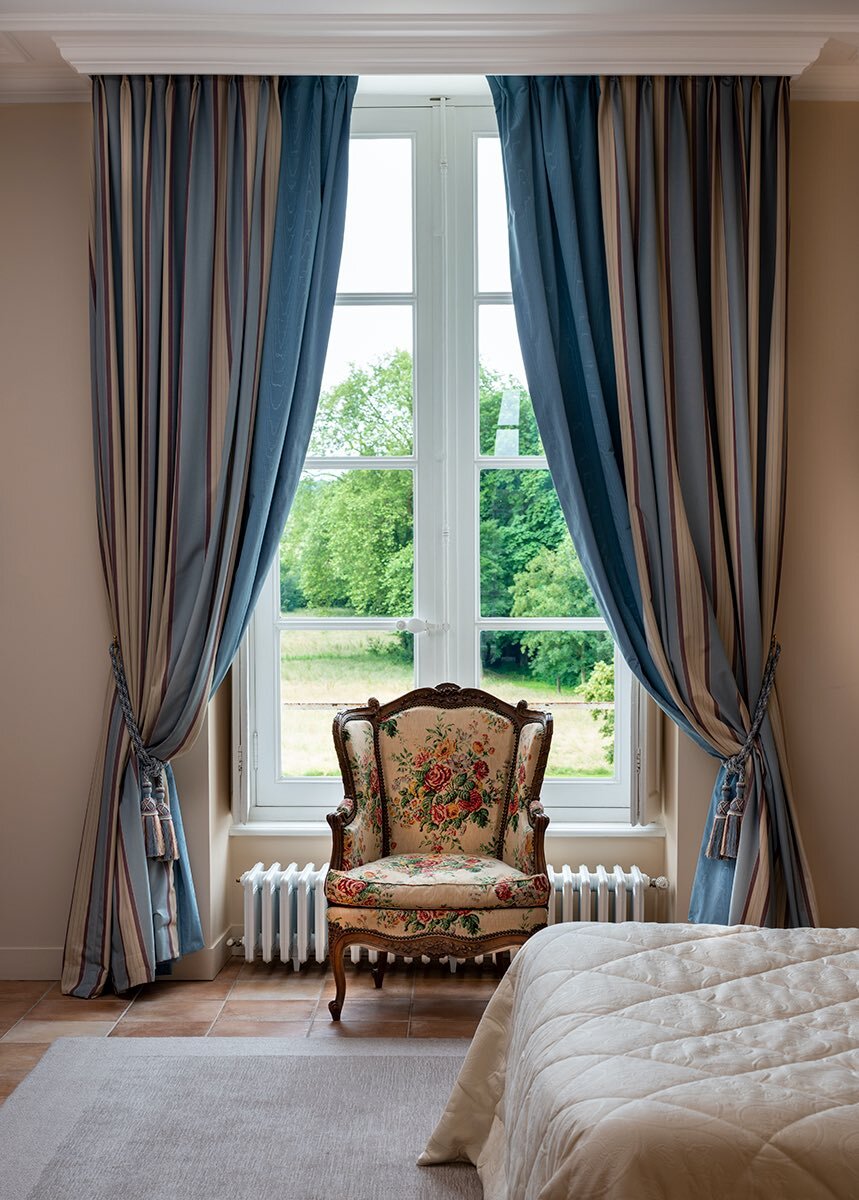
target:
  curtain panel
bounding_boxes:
[489,75,816,928]
[63,75,356,998]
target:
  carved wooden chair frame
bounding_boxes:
[326,682,552,1019]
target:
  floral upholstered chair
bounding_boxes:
[325,683,552,1019]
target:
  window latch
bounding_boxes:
[395,617,445,635]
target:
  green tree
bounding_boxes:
[581,658,615,764]
[510,537,612,690]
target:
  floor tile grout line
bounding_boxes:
[0,980,60,1042]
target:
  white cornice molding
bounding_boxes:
[793,64,859,101]
[0,67,89,102]
[50,17,834,76]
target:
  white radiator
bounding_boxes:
[239,861,669,970]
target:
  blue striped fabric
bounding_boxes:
[63,75,356,997]
[490,75,817,928]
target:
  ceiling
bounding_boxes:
[1,3,858,103]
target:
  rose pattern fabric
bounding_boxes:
[327,903,547,941]
[326,852,550,910]
[502,722,545,873]
[339,718,383,869]
[379,706,516,855]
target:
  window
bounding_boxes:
[238,100,637,827]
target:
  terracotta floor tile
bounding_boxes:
[135,978,235,1001]
[0,982,53,1002]
[411,996,489,1020]
[0,1043,49,1103]
[230,979,324,999]
[208,1018,312,1038]
[2,1020,117,1042]
[0,999,41,1025]
[220,999,317,1021]
[27,995,134,1021]
[408,1016,482,1038]
[328,996,412,1021]
[124,997,225,1021]
[238,961,327,981]
[109,1019,213,1038]
[308,1018,410,1038]
[322,971,414,1000]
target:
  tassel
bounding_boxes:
[705,814,726,859]
[705,779,733,860]
[153,777,179,862]
[720,811,741,859]
[141,781,165,860]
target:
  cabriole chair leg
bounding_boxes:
[328,933,348,1021]
[371,953,387,990]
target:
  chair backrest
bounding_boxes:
[334,683,553,859]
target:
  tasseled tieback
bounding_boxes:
[706,637,781,861]
[109,639,179,862]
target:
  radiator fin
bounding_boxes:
[239,862,664,969]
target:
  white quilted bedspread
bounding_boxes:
[419,923,859,1199]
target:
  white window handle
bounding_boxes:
[396,617,442,634]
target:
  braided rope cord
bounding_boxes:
[108,639,166,785]
[722,636,781,793]
[707,636,781,860]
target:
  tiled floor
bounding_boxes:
[0,956,502,1103]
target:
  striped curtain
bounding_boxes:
[63,75,355,998]
[490,75,817,928]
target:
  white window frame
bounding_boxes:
[234,97,645,830]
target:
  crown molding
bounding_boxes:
[792,64,859,100]
[0,67,89,102]
[51,17,833,76]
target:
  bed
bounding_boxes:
[418,922,859,1199]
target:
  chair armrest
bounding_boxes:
[326,798,356,871]
[526,797,549,877]
[326,793,382,871]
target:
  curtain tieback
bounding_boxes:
[109,639,179,862]
[706,637,781,862]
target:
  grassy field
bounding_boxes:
[279,630,613,779]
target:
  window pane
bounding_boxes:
[281,469,414,616]
[480,472,598,618]
[477,137,511,293]
[281,629,414,777]
[480,631,615,777]
[337,138,413,293]
[310,306,413,456]
[478,305,542,456]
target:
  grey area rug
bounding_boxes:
[0,1037,480,1200]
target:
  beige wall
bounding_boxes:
[0,104,232,978]
[779,102,859,928]
[0,100,857,979]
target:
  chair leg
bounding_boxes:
[328,933,348,1021]
[371,953,388,990]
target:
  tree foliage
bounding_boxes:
[280,350,613,716]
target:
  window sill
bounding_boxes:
[229,821,666,839]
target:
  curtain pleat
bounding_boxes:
[489,74,816,928]
[63,75,356,997]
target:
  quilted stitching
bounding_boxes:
[421,924,859,1200]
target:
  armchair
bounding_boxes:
[325,682,552,1019]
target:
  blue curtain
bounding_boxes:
[489,75,816,928]
[64,76,356,996]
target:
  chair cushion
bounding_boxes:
[379,705,516,855]
[325,853,550,910]
[327,902,548,942]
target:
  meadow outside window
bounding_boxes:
[237,98,640,827]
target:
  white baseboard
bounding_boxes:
[167,926,234,981]
[0,929,236,984]
[0,947,64,980]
